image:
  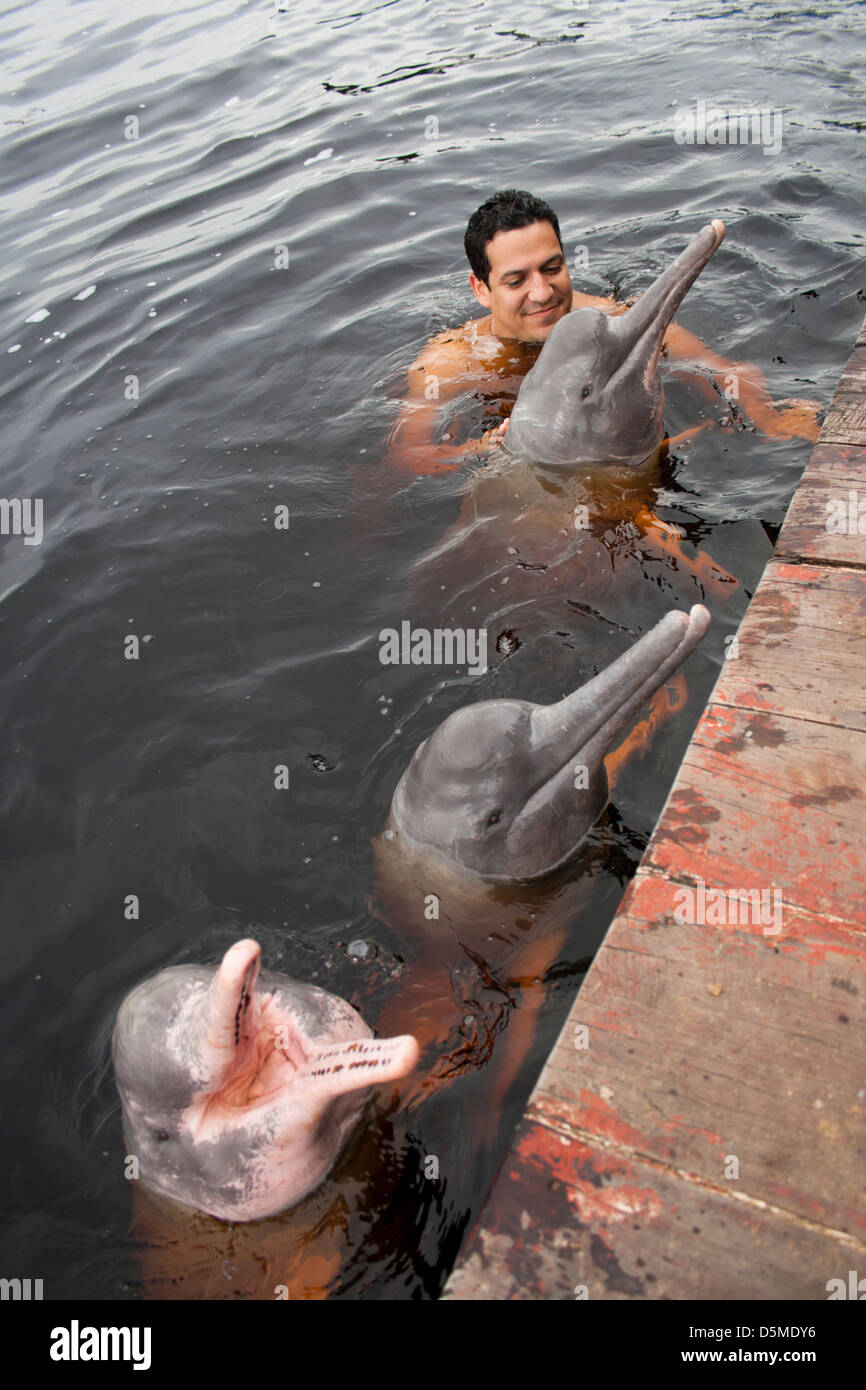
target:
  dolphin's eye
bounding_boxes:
[154,1129,171,1143]
[486,811,501,827]
[581,384,592,399]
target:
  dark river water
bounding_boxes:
[1,0,864,1300]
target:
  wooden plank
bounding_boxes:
[536,872,865,1233]
[838,342,866,382]
[442,1116,865,1300]
[709,560,866,730]
[818,394,866,447]
[645,703,866,930]
[776,444,866,566]
[808,341,866,446]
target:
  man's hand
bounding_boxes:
[749,396,822,443]
[384,398,510,474]
[479,418,509,450]
[662,321,823,444]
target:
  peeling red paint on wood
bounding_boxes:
[532,1090,649,1150]
[646,707,866,928]
[442,1120,866,1301]
[711,561,866,731]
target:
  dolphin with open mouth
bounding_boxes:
[113,939,419,1222]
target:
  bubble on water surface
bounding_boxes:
[346,940,377,961]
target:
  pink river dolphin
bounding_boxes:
[113,938,419,1222]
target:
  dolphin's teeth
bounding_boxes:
[303,1036,420,1089]
[307,1057,391,1076]
[313,1038,400,1061]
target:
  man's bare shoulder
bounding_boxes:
[408,318,490,376]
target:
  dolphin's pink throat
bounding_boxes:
[188,942,314,1134]
[182,940,420,1146]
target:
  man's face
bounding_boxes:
[469,220,573,342]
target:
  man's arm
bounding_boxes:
[661,320,822,442]
[580,291,820,442]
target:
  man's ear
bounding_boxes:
[469,271,491,309]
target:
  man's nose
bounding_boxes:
[525,270,553,302]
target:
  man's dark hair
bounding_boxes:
[464,189,564,285]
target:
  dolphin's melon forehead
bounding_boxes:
[115,965,209,1037]
[113,966,210,1105]
[546,305,607,352]
[426,700,531,771]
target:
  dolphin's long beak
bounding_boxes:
[195,938,261,1083]
[530,604,710,770]
[296,1035,421,1103]
[503,605,710,873]
[610,220,725,376]
[500,603,711,872]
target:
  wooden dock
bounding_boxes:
[442,322,866,1300]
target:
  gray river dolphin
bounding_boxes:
[388,603,710,882]
[505,219,726,467]
[371,601,711,1129]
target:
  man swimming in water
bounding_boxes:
[384,188,821,473]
